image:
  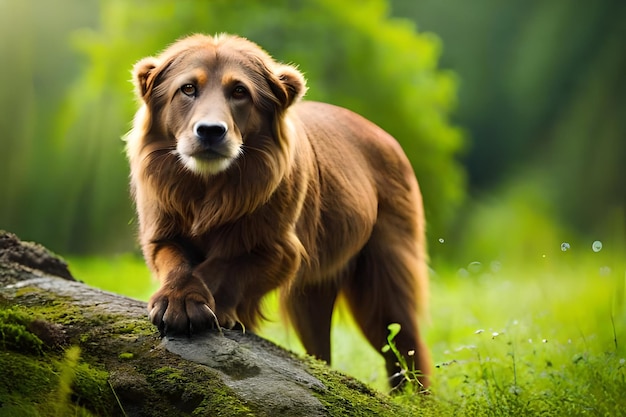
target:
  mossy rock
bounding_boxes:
[0,232,418,416]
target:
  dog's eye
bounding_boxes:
[180,84,197,97]
[231,85,249,100]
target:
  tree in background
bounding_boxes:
[0,0,465,254]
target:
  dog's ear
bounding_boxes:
[133,57,160,100]
[275,64,307,108]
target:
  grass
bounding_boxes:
[68,254,158,301]
[406,258,626,416]
[66,249,626,416]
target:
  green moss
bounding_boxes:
[118,352,134,360]
[13,286,41,298]
[0,336,114,416]
[30,300,82,326]
[0,404,40,417]
[1,293,163,414]
[152,366,187,381]
[148,365,254,416]
[72,360,115,415]
[0,351,56,408]
[0,350,100,416]
[111,319,155,335]
[0,306,44,354]
[305,357,418,417]
[193,387,255,417]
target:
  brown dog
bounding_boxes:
[126,34,430,389]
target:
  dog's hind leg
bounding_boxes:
[342,222,431,391]
[282,280,340,364]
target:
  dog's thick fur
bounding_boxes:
[127,34,430,388]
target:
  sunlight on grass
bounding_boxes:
[413,251,626,415]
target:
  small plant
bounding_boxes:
[382,323,428,395]
[51,346,121,417]
[53,346,83,416]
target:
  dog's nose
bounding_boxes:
[193,121,228,146]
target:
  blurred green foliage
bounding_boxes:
[393,0,626,248]
[1,0,623,262]
[0,0,464,253]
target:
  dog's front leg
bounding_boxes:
[192,232,304,331]
[146,243,218,336]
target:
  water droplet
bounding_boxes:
[475,329,484,334]
[468,261,482,273]
[438,238,445,244]
[492,332,500,339]
[490,261,502,273]
[560,242,570,252]
[592,240,603,252]
[542,339,548,343]
[457,268,469,278]
[599,266,612,276]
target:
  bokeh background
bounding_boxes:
[1,0,624,270]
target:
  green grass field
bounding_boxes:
[68,249,626,416]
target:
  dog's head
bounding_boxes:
[131,34,306,176]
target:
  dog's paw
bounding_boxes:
[148,288,218,336]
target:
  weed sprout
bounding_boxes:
[382,323,428,394]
